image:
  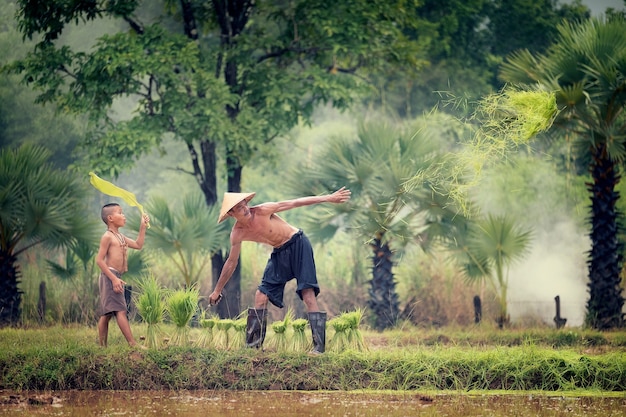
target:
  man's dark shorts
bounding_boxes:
[258,230,319,308]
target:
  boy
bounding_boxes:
[95,203,150,347]
[208,187,351,354]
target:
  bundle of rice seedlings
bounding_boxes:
[196,311,219,348]
[268,309,293,352]
[291,318,310,352]
[231,313,247,349]
[165,286,200,346]
[215,319,235,350]
[341,308,368,352]
[134,272,166,349]
[328,317,350,353]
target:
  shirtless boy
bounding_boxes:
[95,203,150,347]
[208,187,351,354]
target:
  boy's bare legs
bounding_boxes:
[114,311,139,346]
[98,315,111,347]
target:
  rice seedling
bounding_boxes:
[215,319,235,349]
[342,308,368,352]
[328,316,350,353]
[134,272,166,349]
[165,286,200,346]
[291,318,309,352]
[232,314,247,349]
[196,310,219,348]
[268,309,293,352]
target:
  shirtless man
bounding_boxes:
[208,187,351,353]
[95,203,150,347]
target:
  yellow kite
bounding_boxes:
[89,172,149,227]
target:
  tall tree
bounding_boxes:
[0,145,95,326]
[500,16,626,329]
[6,0,426,317]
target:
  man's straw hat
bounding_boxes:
[218,192,256,223]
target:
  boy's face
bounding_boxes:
[107,206,126,227]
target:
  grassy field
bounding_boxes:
[1,323,625,392]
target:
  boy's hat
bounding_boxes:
[218,192,256,223]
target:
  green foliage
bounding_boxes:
[45,239,99,323]
[0,144,96,325]
[128,192,229,287]
[451,214,533,326]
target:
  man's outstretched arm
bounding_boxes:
[261,187,351,214]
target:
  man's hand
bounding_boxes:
[329,186,351,204]
[209,291,223,306]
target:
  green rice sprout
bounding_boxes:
[291,318,310,352]
[134,272,166,349]
[232,312,247,349]
[268,309,293,352]
[328,317,350,353]
[215,319,235,350]
[196,310,219,348]
[342,309,368,352]
[165,286,200,346]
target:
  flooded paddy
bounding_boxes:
[1,390,624,417]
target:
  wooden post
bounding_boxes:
[553,295,567,329]
[473,295,482,324]
[37,281,46,323]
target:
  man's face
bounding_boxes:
[228,200,249,218]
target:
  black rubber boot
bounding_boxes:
[246,308,267,349]
[308,311,327,354]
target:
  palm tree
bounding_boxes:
[290,117,462,330]
[499,16,626,329]
[451,214,532,328]
[134,192,229,289]
[0,145,94,326]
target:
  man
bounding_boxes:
[208,187,351,354]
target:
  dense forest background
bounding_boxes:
[1,0,625,330]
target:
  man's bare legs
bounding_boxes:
[98,312,139,347]
[253,288,319,312]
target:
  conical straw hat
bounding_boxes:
[218,192,256,223]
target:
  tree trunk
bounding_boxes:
[367,236,399,331]
[0,249,22,327]
[586,145,625,329]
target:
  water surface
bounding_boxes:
[1,390,624,416]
